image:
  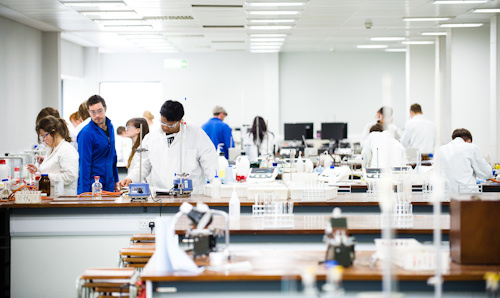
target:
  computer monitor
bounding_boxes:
[284,123,314,141]
[321,122,348,140]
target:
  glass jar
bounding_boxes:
[39,173,50,196]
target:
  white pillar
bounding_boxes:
[490,16,500,163]
[41,32,61,109]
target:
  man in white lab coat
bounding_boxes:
[400,103,435,154]
[119,100,217,194]
[360,106,400,148]
[361,123,406,169]
[434,128,492,193]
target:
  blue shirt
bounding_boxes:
[202,117,234,159]
[77,117,119,194]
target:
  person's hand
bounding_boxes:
[26,164,38,174]
[36,156,44,164]
[118,178,132,188]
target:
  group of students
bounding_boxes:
[360,104,492,192]
[29,95,277,196]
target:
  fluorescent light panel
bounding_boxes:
[246,2,308,7]
[440,23,483,27]
[248,25,293,30]
[433,0,489,4]
[370,37,405,41]
[94,19,145,26]
[62,1,129,10]
[250,33,287,37]
[250,42,283,46]
[401,41,435,45]
[471,8,500,13]
[421,32,447,36]
[250,38,285,41]
[357,45,388,49]
[81,11,140,19]
[385,49,407,52]
[248,11,300,15]
[249,19,296,23]
[403,17,451,21]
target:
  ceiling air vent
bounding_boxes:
[144,16,194,20]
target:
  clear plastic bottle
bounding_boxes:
[218,151,228,180]
[211,173,221,199]
[92,176,103,199]
[0,159,9,182]
[236,152,250,181]
[229,188,240,220]
[14,167,20,182]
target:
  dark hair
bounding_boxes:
[160,100,184,122]
[78,101,90,120]
[452,128,472,142]
[126,118,150,168]
[377,106,393,118]
[369,123,385,133]
[36,115,72,143]
[250,116,269,143]
[36,107,60,124]
[410,103,422,114]
[87,95,107,109]
[117,126,126,135]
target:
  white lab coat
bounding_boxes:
[400,114,435,154]
[434,138,492,193]
[127,123,218,194]
[39,139,79,195]
[361,131,406,168]
[242,132,276,163]
[361,120,400,148]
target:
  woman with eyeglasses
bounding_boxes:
[27,115,79,195]
[123,118,149,172]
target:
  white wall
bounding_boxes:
[407,45,435,122]
[450,26,491,159]
[279,52,406,140]
[96,52,280,137]
[0,17,43,154]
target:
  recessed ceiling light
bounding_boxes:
[249,19,296,23]
[250,38,285,42]
[432,0,489,4]
[421,32,447,36]
[370,37,405,41]
[246,1,308,7]
[247,25,293,30]
[470,8,500,13]
[250,42,283,46]
[250,50,280,53]
[385,49,407,52]
[401,41,435,45]
[403,17,452,21]
[250,45,281,48]
[250,33,287,37]
[439,23,483,27]
[247,11,300,15]
[356,45,388,49]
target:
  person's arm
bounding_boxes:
[48,145,79,185]
[77,131,93,194]
[471,146,493,179]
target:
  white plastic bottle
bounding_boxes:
[218,151,228,180]
[236,152,250,181]
[224,165,235,184]
[296,153,305,173]
[92,176,103,199]
[211,173,222,199]
[229,188,240,220]
[304,158,314,173]
[0,159,9,181]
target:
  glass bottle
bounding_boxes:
[92,176,102,199]
[39,174,50,196]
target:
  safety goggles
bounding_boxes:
[160,121,179,128]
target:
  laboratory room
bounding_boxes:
[2,0,500,297]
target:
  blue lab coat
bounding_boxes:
[77,117,119,194]
[201,117,234,159]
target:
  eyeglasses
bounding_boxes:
[125,126,136,131]
[39,131,50,142]
[160,121,179,128]
[89,108,104,116]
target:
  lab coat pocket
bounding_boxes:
[184,149,198,173]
